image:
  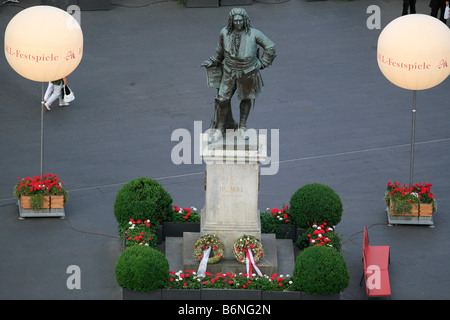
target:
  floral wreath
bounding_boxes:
[193,234,224,264]
[233,235,264,264]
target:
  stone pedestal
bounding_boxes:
[200,131,266,259]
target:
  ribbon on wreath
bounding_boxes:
[243,248,262,278]
[197,246,211,277]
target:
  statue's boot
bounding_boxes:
[209,99,229,143]
[239,99,251,140]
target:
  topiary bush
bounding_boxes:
[293,246,349,295]
[289,183,343,229]
[114,177,173,230]
[115,246,169,292]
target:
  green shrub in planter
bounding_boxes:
[114,177,173,229]
[293,246,349,295]
[290,183,343,228]
[115,246,169,292]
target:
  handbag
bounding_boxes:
[63,85,75,103]
[445,5,450,20]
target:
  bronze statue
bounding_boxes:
[201,8,276,143]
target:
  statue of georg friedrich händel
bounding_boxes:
[201,8,276,143]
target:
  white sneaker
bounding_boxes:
[44,103,51,111]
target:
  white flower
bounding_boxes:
[191,206,197,211]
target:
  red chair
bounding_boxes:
[363,225,390,268]
[361,226,391,297]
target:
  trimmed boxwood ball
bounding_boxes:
[115,246,169,292]
[293,246,349,295]
[290,183,343,228]
[114,177,173,229]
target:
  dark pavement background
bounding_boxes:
[0,0,449,300]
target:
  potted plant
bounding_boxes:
[249,274,300,300]
[293,246,349,299]
[385,181,437,226]
[116,245,169,300]
[113,177,173,234]
[260,205,297,240]
[162,205,200,240]
[290,183,343,229]
[14,174,68,216]
[385,181,436,215]
[296,222,342,252]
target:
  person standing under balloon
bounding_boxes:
[402,0,416,15]
[43,77,68,111]
[430,0,450,24]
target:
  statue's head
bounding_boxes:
[226,8,251,34]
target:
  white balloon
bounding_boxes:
[4,6,83,82]
[377,14,450,90]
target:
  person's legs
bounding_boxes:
[44,84,62,110]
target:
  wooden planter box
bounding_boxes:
[386,204,434,226]
[389,199,419,216]
[18,196,65,219]
[419,203,434,217]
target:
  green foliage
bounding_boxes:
[260,211,278,234]
[115,246,169,292]
[293,246,349,295]
[290,183,343,228]
[30,194,45,211]
[114,177,173,230]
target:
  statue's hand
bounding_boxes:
[257,59,265,70]
[201,60,213,68]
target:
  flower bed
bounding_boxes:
[161,205,200,240]
[260,205,297,240]
[168,206,200,223]
[122,218,158,249]
[296,222,342,251]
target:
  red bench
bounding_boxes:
[360,225,391,298]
